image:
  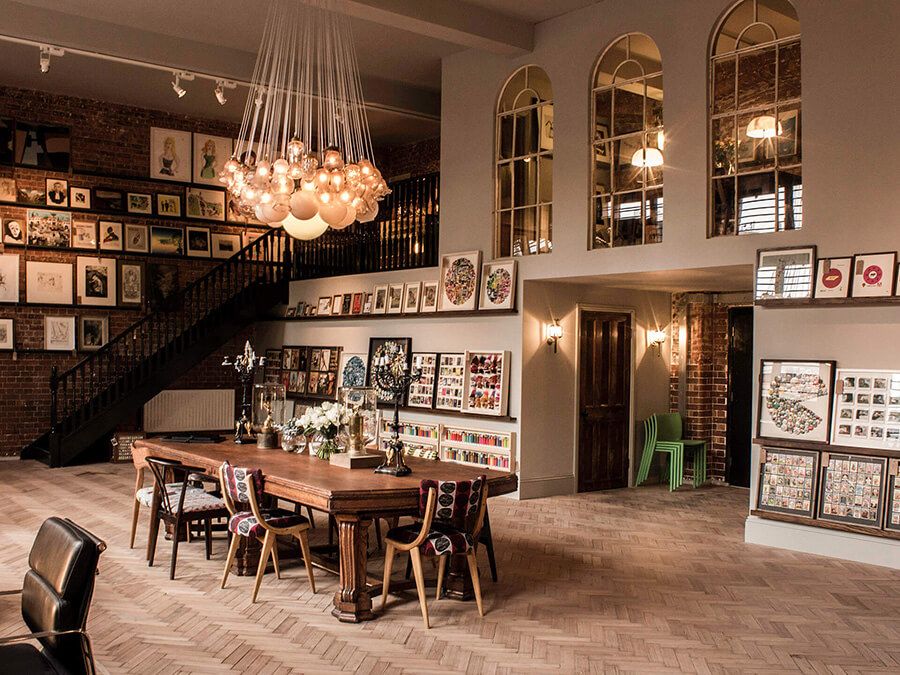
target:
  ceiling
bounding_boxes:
[0,0,602,147]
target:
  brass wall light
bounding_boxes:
[648,328,666,356]
[546,322,563,354]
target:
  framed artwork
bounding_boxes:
[479,259,517,310]
[242,230,264,248]
[439,250,482,311]
[886,463,900,532]
[151,226,184,255]
[192,133,233,186]
[341,293,352,315]
[79,316,108,351]
[351,292,364,315]
[93,188,124,212]
[756,447,819,518]
[263,348,283,384]
[817,453,886,528]
[403,282,421,313]
[156,193,182,217]
[363,293,373,314]
[15,123,70,170]
[76,256,117,307]
[0,119,11,166]
[26,209,71,248]
[0,253,19,303]
[338,352,368,389]
[814,257,851,299]
[387,283,404,314]
[69,186,91,210]
[0,177,15,201]
[317,296,333,315]
[757,360,835,444]
[127,192,153,215]
[186,187,226,222]
[831,369,900,450]
[71,220,97,250]
[186,226,211,258]
[2,219,24,245]
[0,318,12,350]
[281,346,309,396]
[372,284,388,314]
[307,346,341,399]
[227,194,263,225]
[754,246,816,300]
[211,232,240,258]
[147,263,179,310]
[463,350,510,416]
[367,337,413,404]
[286,307,297,318]
[44,316,75,351]
[45,178,68,207]
[124,224,149,253]
[98,221,124,251]
[26,261,72,304]
[118,260,144,307]
[435,353,465,412]
[420,281,438,313]
[408,352,438,408]
[851,252,897,297]
[150,127,191,182]
[331,294,343,315]
[16,185,45,205]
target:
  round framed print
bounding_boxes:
[438,250,482,311]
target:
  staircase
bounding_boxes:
[22,228,292,467]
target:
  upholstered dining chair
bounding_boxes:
[381,476,488,629]
[0,517,106,675]
[219,461,317,602]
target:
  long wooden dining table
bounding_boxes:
[135,438,518,622]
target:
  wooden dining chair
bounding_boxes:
[381,476,488,629]
[219,461,316,603]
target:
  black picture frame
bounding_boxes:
[756,359,836,445]
[366,337,413,405]
[147,262,179,311]
[756,447,820,518]
[92,187,125,212]
[281,345,310,397]
[306,346,342,400]
[816,453,887,528]
[14,122,70,171]
[118,259,145,308]
[0,119,14,165]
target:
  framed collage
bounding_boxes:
[307,346,341,398]
[886,462,900,532]
[408,353,437,408]
[479,259,516,310]
[338,352,367,389]
[463,350,510,416]
[817,453,886,528]
[757,359,834,444]
[831,369,900,449]
[438,250,481,311]
[435,353,465,412]
[281,346,309,396]
[367,337,412,404]
[756,447,819,518]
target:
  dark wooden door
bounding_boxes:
[578,311,632,492]
[726,307,754,487]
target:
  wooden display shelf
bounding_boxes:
[753,437,900,460]
[287,395,517,422]
[438,453,512,472]
[755,296,900,309]
[750,509,900,540]
[268,308,518,322]
[440,439,510,455]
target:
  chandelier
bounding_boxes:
[220,0,390,240]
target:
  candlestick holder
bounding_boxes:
[373,359,421,476]
[222,340,267,444]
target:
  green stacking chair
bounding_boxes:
[636,413,707,491]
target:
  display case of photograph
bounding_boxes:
[281,345,309,397]
[435,353,465,412]
[263,348,282,384]
[885,460,900,532]
[378,417,440,459]
[408,352,437,408]
[831,369,900,450]
[440,425,516,472]
[306,346,342,399]
[463,350,510,416]
[757,360,835,444]
[756,447,819,517]
[817,452,887,528]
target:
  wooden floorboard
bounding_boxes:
[0,461,898,674]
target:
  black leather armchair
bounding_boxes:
[0,517,106,675]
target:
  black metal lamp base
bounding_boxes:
[374,462,411,476]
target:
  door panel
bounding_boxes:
[726,307,754,487]
[578,311,632,492]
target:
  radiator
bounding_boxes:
[143,389,235,433]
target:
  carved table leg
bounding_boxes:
[443,553,475,600]
[332,513,375,622]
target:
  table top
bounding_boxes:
[135,439,518,515]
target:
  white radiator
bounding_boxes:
[143,389,235,433]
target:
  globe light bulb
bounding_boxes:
[272,158,290,175]
[255,161,271,178]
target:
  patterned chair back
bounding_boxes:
[419,476,486,523]
[220,461,264,513]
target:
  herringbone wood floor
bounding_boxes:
[1,461,898,674]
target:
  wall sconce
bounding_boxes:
[546,322,563,354]
[648,328,666,356]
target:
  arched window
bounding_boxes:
[495,65,552,257]
[710,0,801,236]
[591,33,663,249]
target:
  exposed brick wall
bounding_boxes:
[375,137,440,181]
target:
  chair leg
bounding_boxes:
[297,530,316,593]
[465,551,484,617]
[271,537,282,579]
[130,498,141,549]
[409,547,429,629]
[381,543,396,611]
[481,511,498,582]
[147,514,160,567]
[405,554,412,580]
[252,531,275,603]
[222,533,240,588]
[204,519,212,560]
[306,506,316,528]
[435,554,448,600]
[170,518,181,580]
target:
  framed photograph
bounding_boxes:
[98,221,124,251]
[2,219,25,245]
[16,185,45,205]
[420,280,439,313]
[192,133,233,186]
[0,253,19,303]
[851,252,897,297]
[831,369,900,450]
[367,337,413,404]
[479,259,517,310]
[814,257,851,299]
[757,360,835,443]
[15,123,70,171]
[44,316,75,351]
[338,352,368,389]
[186,226,211,258]
[331,294,343,315]
[435,353,466,411]
[79,316,108,351]
[147,263,179,310]
[93,188,124,212]
[363,293,373,314]
[151,226,184,255]
[127,192,153,215]
[0,318,12,350]
[150,127,191,182]
[351,292,364,315]
[439,250,482,311]
[387,283,404,314]
[242,230,264,248]
[463,350,510,416]
[71,219,97,250]
[186,187,226,222]
[26,261,72,304]
[211,233,240,259]
[402,282,421,314]
[281,346,309,396]
[124,223,149,253]
[156,193,182,217]
[372,284,388,314]
[26,209,71,248]
[307,346,342,399]
[341,293,352,315]
[408,352,438,408]
[118,260,144,307]
[317,296,332,315]
[45,178,68,207]
[886,464,900,532]
[817,453,886,528]
[754,246,816,301]
[756,447,819,518]
[69,186,91,210]
[0,177,15,201]
[76,256,117,307]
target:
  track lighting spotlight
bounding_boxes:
[214,82,227,105]
[39,47,50,73]
[172,74,186,98]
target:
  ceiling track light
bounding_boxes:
[171,70,195,98]
[214,79,236,105]
[38,45,64,74]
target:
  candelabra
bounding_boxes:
[222,340,267,444]
[373,359,421,476]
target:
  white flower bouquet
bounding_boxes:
[287,401,353,459]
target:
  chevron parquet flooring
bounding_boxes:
[0,460,898,674]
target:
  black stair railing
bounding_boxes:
[47,228,290,462]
